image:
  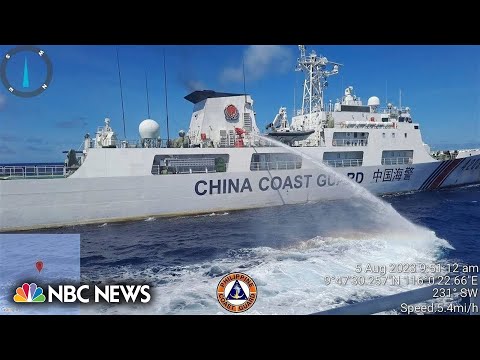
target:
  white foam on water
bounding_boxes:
[81,224,451,315]
[200,212,230,217]
[175,212,230,220]
[144,217,156,222]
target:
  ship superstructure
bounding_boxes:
[1,45,479,231]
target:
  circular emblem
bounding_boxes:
[224,104,239,121]
[0,45,53,98]
[216,272,257,313]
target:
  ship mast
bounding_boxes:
[296,45,341,114]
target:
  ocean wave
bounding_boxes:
[81,227,451,315]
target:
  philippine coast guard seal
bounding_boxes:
[216,272,257,313]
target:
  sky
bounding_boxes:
[0,45,479,163]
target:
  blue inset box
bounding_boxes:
[0,234,80,315]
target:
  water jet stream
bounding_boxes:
[254,134,449,241]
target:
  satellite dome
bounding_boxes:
[139,119,160,139]
[367,96,380,107]
[179,130,186,138]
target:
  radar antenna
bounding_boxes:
[296,45,342,115]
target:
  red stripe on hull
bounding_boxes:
[427,158,464,190]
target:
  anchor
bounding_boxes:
[230,284,243,300]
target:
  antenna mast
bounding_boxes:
[242,59,247,104]
[163,49,170,148]
[145,71,151,119]
[293,78,296,117]
[116,47,127,139]
[296,45,341,115]
[385,80,388,106]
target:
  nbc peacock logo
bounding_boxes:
[13,283,46,303]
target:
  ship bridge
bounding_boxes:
[184,89,261,148]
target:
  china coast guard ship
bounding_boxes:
[1,45,479,231]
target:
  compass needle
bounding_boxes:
[22,56,30,88]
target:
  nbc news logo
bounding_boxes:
[14,283,151,304]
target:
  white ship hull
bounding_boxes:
[3,46,480,232]
[1,154,479,232]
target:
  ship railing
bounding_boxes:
[311,275,480,315]
[88,139,139,148]
[116,139,142,148]
[332,139,368,147]
[340,122,395,129]
[88,139,173,149]
[381,157,413,166]
[245,136,279,148]
[323,159,363,167]
[0,165,67,179]
[250,161,303,171]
